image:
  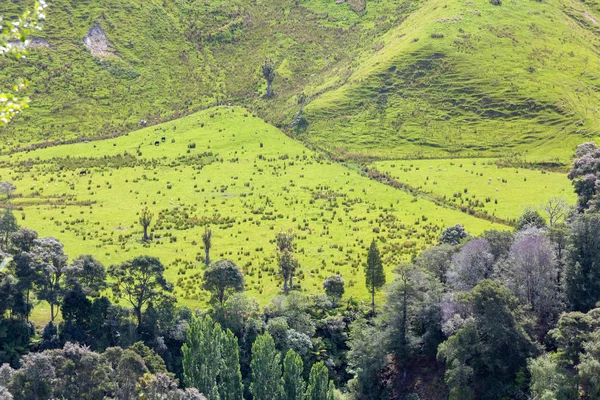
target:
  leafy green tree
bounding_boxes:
[365,240,385,314]
[481,229,514,262]
[515,207,547,231]
[220,329,243,400]
[438,280,536,400]
[439,224,468,246]
[203,259,244,305]
[0,1,46,126]
[283,349,305,400]
[202,225,212,265]
[0,208,18,249]
[322,275,344,305]
[0,182,16,201]
[261,59,276,97]
[63,255,106,297]
[306,362,328,400]
[30,237,68,322]
[276,230,297,290]
[182,314,222,399]
[139,207,153,242]
[528,354,577,400]
[564,212,600,312]
[346,317,388,400]
[414,243,454,283]
[250,333,283,400]
[108,256,173,327]
[130,342,167,374]
[8,352,54,400]
[579,330,600,398]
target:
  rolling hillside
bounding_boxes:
[1,0,599,161]
[0,106,519,313]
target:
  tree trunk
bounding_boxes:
[266,81,272,97]
[283,276,288,291]
[205,249,210,266]
[289,274,293,289]
[135,306,143,327]
[143,225,148,242]
[26,288,29,322]
[371,289,375,315]
[50,302,55,322]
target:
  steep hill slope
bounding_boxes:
[299,0,600,161]
[0,0,412,150]
[1,0,598,161]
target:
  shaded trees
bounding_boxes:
[365,240,385,314]
[276,230,298,291]
[438,280,535,399]
[0,208,18,248]
[564,212,600,312]
[202,226,212,266]
[139,207,153,242]
[203,260,244,305]
[322,275,344,305]
[109,256,173,327]
[29,237,68,322]
[250,334,282,400]
[283,349,305,400]
[261,59,276,97]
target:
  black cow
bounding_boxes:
[161,136,166,142]
[154,141,160,146]
[80,170,87,176]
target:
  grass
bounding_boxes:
[372,158,576,223]
[1,106,514,324]
[3,0,598,162]
[300,0,600,162]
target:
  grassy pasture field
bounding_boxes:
[373,159,576,223]
[0,106,576,326]
[0,107,496,317]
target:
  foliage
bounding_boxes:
[323,275,345,304]
[306,361,329,400]
[109,255,173,326]
[438,280,536,399]
[202,260,244,305]
[182,314,222,399]
[283,349,305,400]
[515,207,547,231]
[564,213,600,312]
[0,1,46,126]
[250,333,283,400]
[365,240,385,313]
[439,225,468,246]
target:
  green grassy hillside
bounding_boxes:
[2,0,598,161]
[0,0,413,150]
[1,106,571,317]
[301,0,600,161]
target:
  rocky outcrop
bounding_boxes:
[83,23,113,57]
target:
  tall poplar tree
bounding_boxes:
[250,333,283,400]
[365,240,386,314]
[283,349,305,400]
[182,315,223,400]
[220,329,244,400]
[306,362,329,400]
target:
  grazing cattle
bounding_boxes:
[80,170,87,176]
[139,120,147,127]
[154,141,160,146]
[161,137,166,142]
